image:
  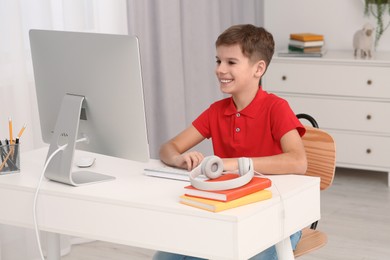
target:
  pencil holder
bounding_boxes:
[0,143,20,174]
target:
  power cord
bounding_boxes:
[33,137,87,260]
[33,144,66,260]
[255,171,286,248]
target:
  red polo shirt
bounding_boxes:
[192,88,305,158]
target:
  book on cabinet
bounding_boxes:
[279,32,326,57]
[290,33,324,42]
[288,45,323,53]
[289,39,324,48]
[278,48,327,57]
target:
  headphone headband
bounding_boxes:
[189,156,254,191]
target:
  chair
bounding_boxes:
[293,113,336,258]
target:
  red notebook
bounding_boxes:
[184,174,271,202]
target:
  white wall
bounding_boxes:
[263,0,390,52]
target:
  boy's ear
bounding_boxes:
[254,60,267,78]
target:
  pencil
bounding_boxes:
[17,123,27,139]
[9,117,13,144]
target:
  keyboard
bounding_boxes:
[144,166,208,182]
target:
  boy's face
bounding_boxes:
[215,44,262,95]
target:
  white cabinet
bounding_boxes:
[263,51,390,185]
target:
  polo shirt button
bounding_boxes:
[235,127,240,132]
[236,113,240,117]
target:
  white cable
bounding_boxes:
[33,137,87,260]
[255,171,286,246]
[33,144,66,260]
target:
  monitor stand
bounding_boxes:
[44,94,115,186]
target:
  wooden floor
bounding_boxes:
[62,168,390,260]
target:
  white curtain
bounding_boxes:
[127,0,264,159]
[0,0,127,259]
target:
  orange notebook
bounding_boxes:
[290,33,324,42]
[184,174,271,202]
[180,190,272,212]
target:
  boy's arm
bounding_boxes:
[159,125,206,171]
[223,129,308,175]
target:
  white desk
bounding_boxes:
[0,148,320,260]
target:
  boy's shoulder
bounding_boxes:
[265,91,287,102]
[257,88,288,103]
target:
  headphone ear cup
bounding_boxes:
[238,157,251,176]
[202,156,223,179]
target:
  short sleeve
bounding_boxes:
[270,99,306,141]
[192,108,211,139]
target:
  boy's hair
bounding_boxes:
[215,24,275,66]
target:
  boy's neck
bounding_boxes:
[232,85,259,111]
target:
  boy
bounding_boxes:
[155,24,307,260]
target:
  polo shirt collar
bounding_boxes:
[224,88,265,118]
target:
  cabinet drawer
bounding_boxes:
[279,95,390,134]
[264,63,390,99]
[330,131,390,168]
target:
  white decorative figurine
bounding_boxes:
[353,23,374,58]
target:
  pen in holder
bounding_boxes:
[0,142,20,174]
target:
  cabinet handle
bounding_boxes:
[367,79,372,85]
[366,114,372,120]
[366,148,372,154]
[282,75,287,81]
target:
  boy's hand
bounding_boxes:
[173,151,204,171]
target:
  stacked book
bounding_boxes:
[278,33,326,57]
[179,173,272,212]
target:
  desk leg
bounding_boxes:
[275,237,294,260]
[46,232,61,260]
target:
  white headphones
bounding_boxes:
[189,156,254,191]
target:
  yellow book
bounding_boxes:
[180,190,272,212]
[290,33,324,42]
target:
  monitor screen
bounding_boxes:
[29,30,150,185]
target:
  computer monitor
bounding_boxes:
[29,30,150,186]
